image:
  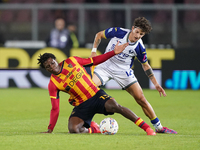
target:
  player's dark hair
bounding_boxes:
[134,17,152,34]
[37,53,56,68]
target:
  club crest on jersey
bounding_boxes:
[129,50,134,54]
[68,63,73,68]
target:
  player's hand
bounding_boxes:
[114,41,129,54]
[41,129,53,133]
[155,84,167,97]
[89,52,97,58]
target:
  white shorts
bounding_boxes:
[94,64,138,90]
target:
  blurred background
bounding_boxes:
[0,0,200,90]
[0,0,199,48]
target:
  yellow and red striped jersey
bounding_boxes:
[48,56,100,106]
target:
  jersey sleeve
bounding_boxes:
[104,27,127,39]
[47,80,60,131]
[135,41,148,64]
[74,50,115,67]
[73,56,93,67]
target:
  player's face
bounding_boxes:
[43,57,61,75]
[130,26,145,42]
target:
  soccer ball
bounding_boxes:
[99,118,119,135]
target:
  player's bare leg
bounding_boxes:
[126,82,156,119]
[92,74,102,86]
[92,74,156,119]
[126,82,177,134]
[68,117,89,133]
[92,74,176,134]
[68,117,100,134]
[105,98,138,122]
[104,98,156,135]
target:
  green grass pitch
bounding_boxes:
[0,88,200,150]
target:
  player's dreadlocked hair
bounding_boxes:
[134,17,152,34]
[37,53,56,68]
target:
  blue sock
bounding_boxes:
[151,117,163,130]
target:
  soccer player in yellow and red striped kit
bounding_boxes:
[38,42,156,135]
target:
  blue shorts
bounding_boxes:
[69,89,114,128]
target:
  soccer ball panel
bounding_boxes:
[99,118,119,135]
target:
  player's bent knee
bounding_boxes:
[135,96,148,106]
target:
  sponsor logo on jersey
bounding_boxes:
[110,44,115,51]
[69,70,84,87]
[118,52,129,59]
[143,54,147,62]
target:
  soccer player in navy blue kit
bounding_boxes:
[90,17,177,134]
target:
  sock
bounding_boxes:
[88,127,93,133]
[151,116,163,131]
[88,127,98,133]
[135,118,150,132]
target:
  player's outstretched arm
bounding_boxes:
[89,31,105,58]
[92,41,128,66]
[142,62,167,97]
[40,97,60,134]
